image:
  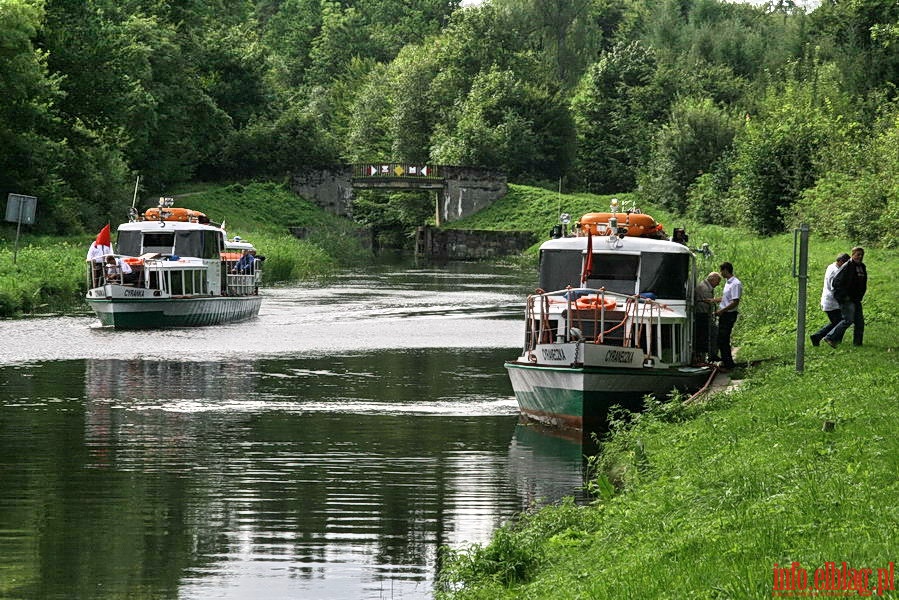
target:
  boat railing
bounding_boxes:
[225,273,257,296]
[87,254,143,288]
[525,287,669,361]
[225,258,261,296]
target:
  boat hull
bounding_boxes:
[86,295,262,328]
[505,361,711,430]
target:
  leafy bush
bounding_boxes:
[685,149,740,226]
[790,109,899,248]
[0,240,87,316]
[639,96,739,213]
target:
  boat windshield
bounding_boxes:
[175,230,223,259]
[539,250,639,295]
[539,249,690,299]
[115,229,222,259]
[117,230,154,256]
[639,253,690,299]
[538,249,581,291]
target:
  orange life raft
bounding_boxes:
[574,295,617,311]
[144,207,207,222]
[578,212,665,238]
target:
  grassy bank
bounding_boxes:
[0,182,369,316]
[437,186,899,599]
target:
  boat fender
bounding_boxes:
[569,327,583,341]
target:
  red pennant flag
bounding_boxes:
[95,224,111,248]
[581,233,593,285]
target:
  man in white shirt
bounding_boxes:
[714,262,742,371]
[86,224,113,286]
[103,255,133,284]
[809,253,850,346]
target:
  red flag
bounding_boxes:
[581,233,593,285]
[95,224,111,247]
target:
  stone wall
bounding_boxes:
[417,226,536,260]
[291,166,354,217]
[439,166,507,225]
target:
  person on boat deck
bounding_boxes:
[809,253,850,347]
[233,249,257,274]
[86,225,113,285]
[714,262,742,372]
[823,247,867,348]
[104,255,136,284]
[693,271,721,363]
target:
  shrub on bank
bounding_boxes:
[0,241,87,316]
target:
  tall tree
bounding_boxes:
[571,41,667,193]
[639,96,739,213]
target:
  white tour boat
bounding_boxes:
[85,198,263,328]
[505,200,714,430]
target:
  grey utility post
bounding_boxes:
[5,193,38,265]
[792,223,810,373]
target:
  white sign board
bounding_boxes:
[5,194,37,225]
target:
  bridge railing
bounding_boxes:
[352,163,443,179]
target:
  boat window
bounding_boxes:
[170,271,183,295]
[142,232,175,255]
[640,253,690,299]
[193,270,205,294]
[538,250,582,291]
[174,230,220,259]
[583,254,639,295]
[116,231,142,256]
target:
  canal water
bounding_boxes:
[0,263,591,600]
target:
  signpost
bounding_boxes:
[5,193,38,265]
[792,223,810,373]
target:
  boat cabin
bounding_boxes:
[87,207,261,298]
[524,235,697,367]
[537,236,693,300]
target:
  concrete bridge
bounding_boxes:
[291,164,507,225]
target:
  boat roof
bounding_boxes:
[540,235,693,255]
[225,240,255,251]
[116,220,223,233]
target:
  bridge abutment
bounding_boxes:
[290,164,507,223]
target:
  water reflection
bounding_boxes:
[0,264,597,599]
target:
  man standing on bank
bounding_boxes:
[810,253,850,346]
[714,262,742,372]
[823,246,867,348]
[693,271,721,363]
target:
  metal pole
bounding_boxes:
[12,196,24,265]
[434,190,442,228]
[794,223,810,373]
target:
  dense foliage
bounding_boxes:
[1,0,897,244]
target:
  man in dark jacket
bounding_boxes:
[823,247,868,347]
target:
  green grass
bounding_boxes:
[0,182,369,317]
[437,188,899,599]
[0,239,89,315]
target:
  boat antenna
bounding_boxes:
[128,175,141,222]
